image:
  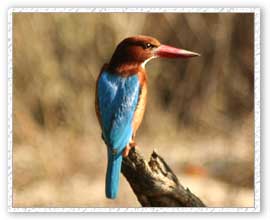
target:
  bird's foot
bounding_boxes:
[122,141,137,157]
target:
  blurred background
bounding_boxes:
[13,12,254,207]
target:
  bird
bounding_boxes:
[95,35,200,199]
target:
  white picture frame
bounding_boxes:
[7,7,260,212]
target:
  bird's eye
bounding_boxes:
[143,43,154,49]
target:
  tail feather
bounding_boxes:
[105,149,123,199]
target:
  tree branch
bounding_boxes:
[121,147,206,207]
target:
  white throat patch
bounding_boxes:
[140,56,156,69]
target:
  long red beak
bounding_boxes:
[154,44,200,58]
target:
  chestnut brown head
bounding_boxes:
[109,35,200,73]
[109,35,160,67]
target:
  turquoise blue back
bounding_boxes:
[97,71,140,198]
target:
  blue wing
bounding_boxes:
[97,70,140,154]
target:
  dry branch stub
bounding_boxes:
[121,147,206,207]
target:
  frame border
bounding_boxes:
[7,7,260,212]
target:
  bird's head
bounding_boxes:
[109,35,200,73]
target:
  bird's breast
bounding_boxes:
[131,70,147,134]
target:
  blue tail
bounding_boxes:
[105,149,123,199]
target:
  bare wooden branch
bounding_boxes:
[121,147,206,207]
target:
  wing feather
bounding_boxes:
[97,71,140,153]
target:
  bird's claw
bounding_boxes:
[122,141,137,157]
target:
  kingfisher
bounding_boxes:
[95,35,200,199]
